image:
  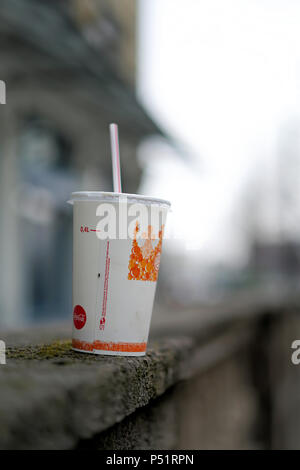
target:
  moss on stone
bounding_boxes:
[7,340,72,360]
[6,339,188,364]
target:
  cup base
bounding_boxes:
[72,347,146,357]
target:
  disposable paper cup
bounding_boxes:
[68,192,171,356]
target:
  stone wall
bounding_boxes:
[1,310,300,449]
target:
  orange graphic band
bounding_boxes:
[72,339,147,353]
[94,340,147,353]
[72,339,94,351]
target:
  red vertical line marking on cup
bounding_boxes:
[100,241,110,330]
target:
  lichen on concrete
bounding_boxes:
[7,340,72,361]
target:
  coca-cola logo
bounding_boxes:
[73,305,87,330]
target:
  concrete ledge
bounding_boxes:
[1,299,298,449]
[0,338,194,450]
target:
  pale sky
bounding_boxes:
[137,0,300,265]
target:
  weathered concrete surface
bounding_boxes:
[1,306,299,449]
[78,389,179,450]
[77,348,260,450]
[87,352,260,450]
[0,337,194,450]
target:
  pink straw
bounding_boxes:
[109,123,122,193]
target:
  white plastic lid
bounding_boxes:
[68,191,171,208]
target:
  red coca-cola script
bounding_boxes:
[73,305,87,330]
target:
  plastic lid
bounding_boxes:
[68,191,171,208]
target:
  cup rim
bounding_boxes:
[68,191,171,208]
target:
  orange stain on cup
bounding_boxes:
[128,224,164,282]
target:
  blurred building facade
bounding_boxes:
[0,0,163,327]
[70,0,137,87]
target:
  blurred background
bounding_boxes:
[2,0,300,449]
[1,0,300,326]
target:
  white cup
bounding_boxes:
[68,192,171,356]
